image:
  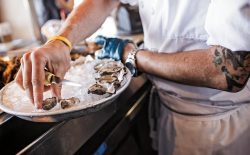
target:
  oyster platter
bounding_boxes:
[0,56,132,122]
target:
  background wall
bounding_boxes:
[0,0,36,40]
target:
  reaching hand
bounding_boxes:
[15,40,71,109]
[95,35,133,61]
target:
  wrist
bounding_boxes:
[124,44,142,77]
[46,35,73,52]
[45,40,71,54]
[122,43,137,63]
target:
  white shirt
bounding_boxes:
[120,0,250,104]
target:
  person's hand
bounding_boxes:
[15,40,71,109]
[95,35,134,61]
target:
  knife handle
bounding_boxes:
[44,70,56,86]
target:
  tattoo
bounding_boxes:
[213,46,250,92]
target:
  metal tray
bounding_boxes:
[0,70,132,123]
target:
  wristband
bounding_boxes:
[46,36,73,50]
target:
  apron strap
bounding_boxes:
[148,86,161,150]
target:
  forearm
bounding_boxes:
[124,45,250,92]
[58,0,119,45]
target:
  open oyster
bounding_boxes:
[96,75,118,84]
[88,83,107,95]
[88,60,127,95]
[60,97,80,109]
[42,97,57,110]
[42,97,80,110]
[99,67,122,76]
[94,60,124,75]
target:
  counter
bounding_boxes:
[0,74,151,155]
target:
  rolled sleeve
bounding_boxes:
[205,0,250,51]
[120,0,138,5]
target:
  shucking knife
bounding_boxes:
[45,70,82,87]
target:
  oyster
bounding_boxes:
[94,62,105,71]
[94,60,123,75]
[112,67,127,82]
[88,60,126,95]
[99,67,122,75]
[88,83,107,95]
[94,61,120,71]
[96,75,118,84]
[105,83,116,94]
[42,97,57,110]
[60,97,80,109]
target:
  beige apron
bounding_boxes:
[149,84,250,155]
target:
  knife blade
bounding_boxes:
[45,70,82,87]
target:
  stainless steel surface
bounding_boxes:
[17,74,148,155]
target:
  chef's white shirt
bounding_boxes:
[120,0,250,104]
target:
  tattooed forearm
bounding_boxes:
[213,46,250,92]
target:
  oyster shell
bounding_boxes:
[89,60,126,95]
[60,97,80,109]
[105,83,116,94]
[42,97,57,110]
[88,83,107,95]
[99,67,122,75]
[94,62,105,71]
[94,60,123,75]
[112,67,127,82]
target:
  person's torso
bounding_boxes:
[136,0,250,114]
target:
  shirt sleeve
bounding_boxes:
[120,0,138,5]
[205,0,250,51]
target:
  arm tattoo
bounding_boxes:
[213,46,250,92]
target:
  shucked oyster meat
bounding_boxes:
[42,97,80,110]
[42,97,57,110]
[88,60,127,95]
[60,97,80,109]
[94,61,124,75]
[88,83,107,95]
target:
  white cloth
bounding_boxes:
[205,0,250,51]
[120,0,250,155]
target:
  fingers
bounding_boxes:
[15,68,24,90]
[22,53,34,104]
[31,52,46,109]
[14,41,71,109]
[15,51,46,108]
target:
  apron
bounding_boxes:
[121,0,250,154]
[148,86,250,155]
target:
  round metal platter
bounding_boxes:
[0,61,132,122]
